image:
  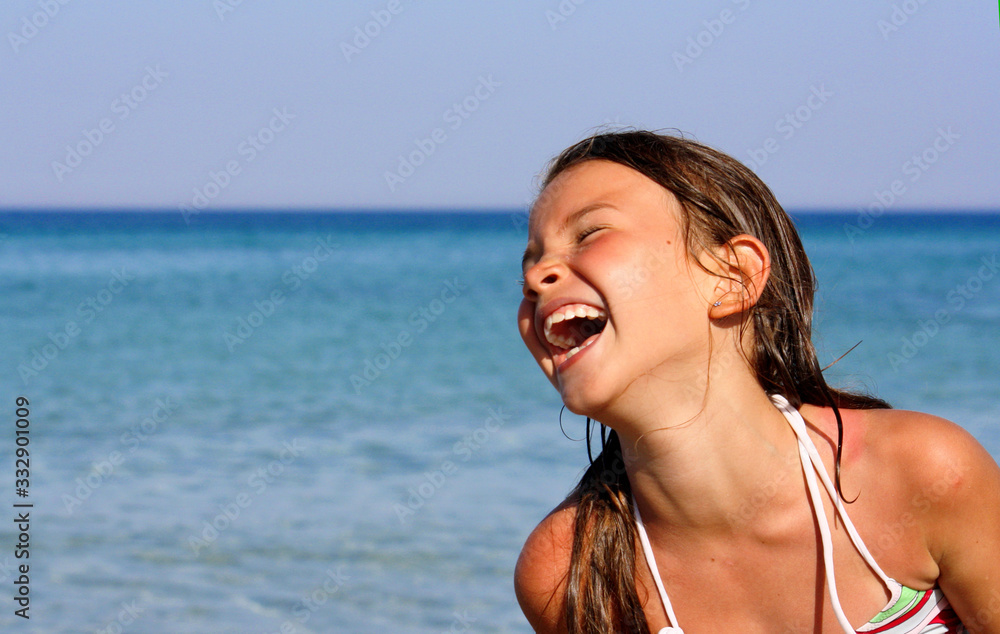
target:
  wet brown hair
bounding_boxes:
[534,130,890,633]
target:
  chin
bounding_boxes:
[558,383,612,420]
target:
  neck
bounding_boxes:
[596,354,804,535]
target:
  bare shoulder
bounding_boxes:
[863,408,1000,627]
[860,408,1000,548]
[514,496,578,634]
[860,408,994,489]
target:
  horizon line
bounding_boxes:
[2,206,999,215]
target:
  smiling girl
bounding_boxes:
[514,131,1000,633]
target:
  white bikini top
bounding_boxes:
[633,395,904,634]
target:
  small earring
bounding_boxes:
[712,300,722,307]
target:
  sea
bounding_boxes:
[0,210,998,633]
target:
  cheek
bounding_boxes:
[592,238,682,303]
[517,299,544,355]
[617,263,709,350]
[516,298,533,336]
[579,241,649,300]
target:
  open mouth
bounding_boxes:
[542,303,608,363]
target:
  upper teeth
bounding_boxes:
[543,303,607,350]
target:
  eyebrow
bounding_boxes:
[520,203,616,272]
[562,203,611,231]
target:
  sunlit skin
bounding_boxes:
[518,160,776,442]
[514,160,1000,633]
[519,161,712,423]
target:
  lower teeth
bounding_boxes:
[564,338,594,360]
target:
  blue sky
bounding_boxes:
[2,1,998,211]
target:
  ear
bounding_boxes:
[708,234,770,319]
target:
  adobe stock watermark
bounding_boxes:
[62,397,179,515]
[513,116,625,234]
[7,0,73,55]
[726,449,800,525]
[862,464,1000,629]
[442,609,478,634]
[673,0,752,72]
[350,278,466,393]
[119,396,179,455]
[213,0,249,22]
[887,253,998,372]
[341,0,410,62]
[843,126,959,243]
[544,0,588,30]
[743,83,833,172]
[95,599,145,634]
[17,267,136,385]
[511,209,530,236]
[222,234,339,352]
[384,75,500,192]
[180,106,295,224]
[877,0,932,40]
[264,565,350,634]
[777,620,813,634]
[393,406,510,524]
[188,438,306,557]
[964,591,1000,632]
[51,65,168,182]
[611,242,679,302]
[869,457,967,559]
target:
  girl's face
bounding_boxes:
[518,160,721,418]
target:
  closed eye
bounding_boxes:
[576,225,606,243]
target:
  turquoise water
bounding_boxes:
[0,211,998,633]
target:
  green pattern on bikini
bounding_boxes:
[867,585,919,624]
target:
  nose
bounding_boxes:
[522,258,564,302]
